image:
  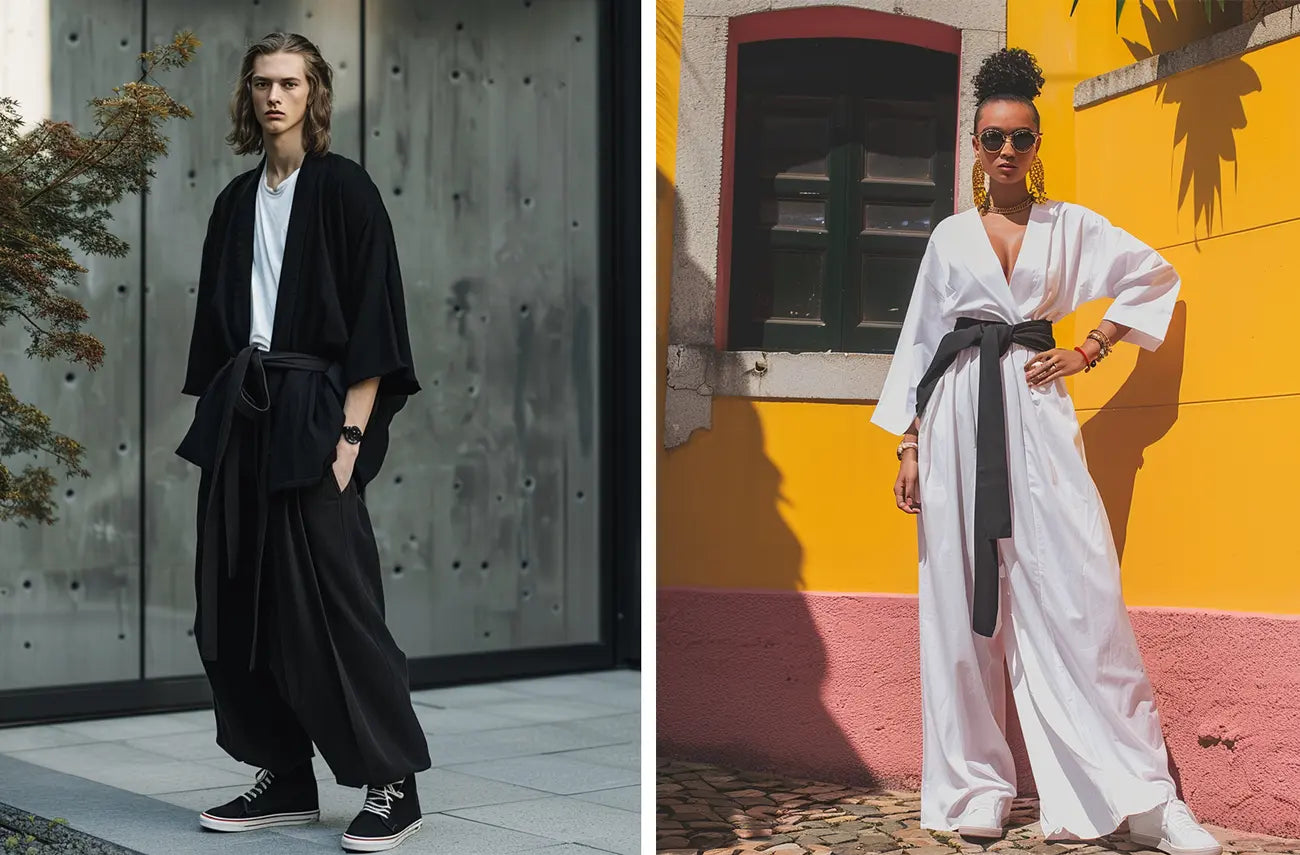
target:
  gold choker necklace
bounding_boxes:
[983,196,1034,215]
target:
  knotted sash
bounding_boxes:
[914,317,1056,637]
[197,345,335,668]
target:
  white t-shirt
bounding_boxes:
[249,162,301,350]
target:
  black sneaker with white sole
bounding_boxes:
[341,774,422,852]
[199,762,320,832]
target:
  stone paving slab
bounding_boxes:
[656,759,1300,855]
[0,670,639,854]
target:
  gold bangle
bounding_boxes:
[1087,328,1113,356]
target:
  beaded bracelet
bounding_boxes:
[1076,345,1103,373]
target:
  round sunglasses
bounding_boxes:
[976,128,1042,154]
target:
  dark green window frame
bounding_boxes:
[727,38,957,354]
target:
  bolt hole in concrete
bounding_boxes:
[394,475,403,484]
[393,186,402,196]
[523,477,535,491]
[65,372,75,384]
[23,641,31,649]
[70,581,80,591]
[118,633,126,640]
[453,480,462,491]
[393,565,403,576]
[118,443,127,453]
[480,561,489,570]
[451,70,461,81]
[67,32,78,44]
[520,560,530,570]
[22,580,31,589]
[120,38,129,47]
[456,21,464,30]
[452,560,461,571]
[64,489,74,499]
[524,76,532,85]
[391,65,400,76]
[117,284,127,294]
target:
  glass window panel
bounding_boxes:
[865,117,935,181]
[759,249,825,321]
[859,255,921,324]
[862,203,932,235]
[760,198,827,232]
[760,114,830,176]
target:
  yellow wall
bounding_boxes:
[657,0,684,587]
[658,2,1300,614]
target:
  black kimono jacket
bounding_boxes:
[176,152,420,493]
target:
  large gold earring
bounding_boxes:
[1029,156,1048,203]
[972,160,989,212]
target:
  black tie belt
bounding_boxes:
[198,345,334,669]
[914,318,1056,638]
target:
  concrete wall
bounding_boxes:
[0,0,605,692]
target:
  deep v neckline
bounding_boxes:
[976,204,1035,287]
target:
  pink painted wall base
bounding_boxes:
[657,587,1300,836]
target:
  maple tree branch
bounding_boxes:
[0,414,83,469]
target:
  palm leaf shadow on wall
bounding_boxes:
[1123,0,1261,240]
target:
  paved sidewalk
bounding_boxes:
[0,669,640,855]
[657,759,1300,855]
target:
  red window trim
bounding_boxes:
[715,7,962,349]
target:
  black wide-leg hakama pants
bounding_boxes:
[195,465,430,788]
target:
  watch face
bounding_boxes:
[343,425,363,444]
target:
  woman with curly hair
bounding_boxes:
[871,48,1219,853]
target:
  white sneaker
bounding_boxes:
[1129,799,1222,855]
[956,807,1005,838]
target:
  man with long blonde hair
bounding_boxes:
[176,32,428,853]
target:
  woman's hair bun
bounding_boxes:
[973,48,1045,105]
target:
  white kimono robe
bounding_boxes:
[871,200,1181,837]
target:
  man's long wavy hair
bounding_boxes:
[227,32,333,156]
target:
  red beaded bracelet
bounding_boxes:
[1074,346,1089,362]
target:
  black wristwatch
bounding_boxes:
[341,424,364,445]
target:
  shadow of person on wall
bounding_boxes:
[657,175,880,841]
[1123,0,1262,241]
[1078,300,1188,566]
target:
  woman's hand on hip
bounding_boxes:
[1025,347,1086,387]
[894,454,920,515]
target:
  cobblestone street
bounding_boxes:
[657,760,1300,855]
